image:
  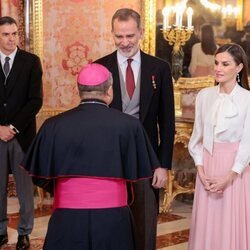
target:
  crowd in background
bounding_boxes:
[156,12,250,77]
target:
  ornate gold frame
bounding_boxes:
[142,0,156,55]
[161,121,195,213]
[32,0,43,60]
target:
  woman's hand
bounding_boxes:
[197,165,211,191]
[207,171,238,193]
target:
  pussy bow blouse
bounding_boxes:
[188,83,250,174]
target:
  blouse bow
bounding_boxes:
[203,86,239,155]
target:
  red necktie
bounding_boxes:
[126,59,135,99]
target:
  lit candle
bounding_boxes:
[179,10,183,27]
[175,8,179,26]
[162,7,170,29]
[175,4,184,28]
[186,7,193,29]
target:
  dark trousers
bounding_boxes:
[129,179,157,250]
[0,139,34,235]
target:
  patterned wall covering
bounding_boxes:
[42,0,140,108]
[0,0,18,18]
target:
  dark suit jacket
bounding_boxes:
[0,48,43,152]
[96,50,175,169]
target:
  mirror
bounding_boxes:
[142,0,245,56]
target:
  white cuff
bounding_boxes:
[232,162,245,174]
[9,124,19,133]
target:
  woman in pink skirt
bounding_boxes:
[188,43,250,250]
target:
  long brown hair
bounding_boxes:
[215,43,249,90]
[200,23,217,55]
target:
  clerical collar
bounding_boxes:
[80,99,109,107]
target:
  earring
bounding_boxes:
[237,73,240,83]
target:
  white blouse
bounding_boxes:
[188,84,250,174]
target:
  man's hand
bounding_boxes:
[0,125,16,142]
[152,167,167,189]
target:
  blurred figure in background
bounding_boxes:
[182,15,206,77]
[189,23,217,77]
[240,21,250,72]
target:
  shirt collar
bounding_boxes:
[0,47,18,63]
[117,50,141,66]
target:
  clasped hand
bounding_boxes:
[197,166,237,194]
[0,125,16,142]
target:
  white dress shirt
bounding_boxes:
[188,83,250,174]
[117,50,141,85]
[0,47,17,71]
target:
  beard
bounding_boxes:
[117,45,139,58]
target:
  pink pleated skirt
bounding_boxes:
[188,142,250,250]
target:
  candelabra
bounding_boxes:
[162,26,193,55]
[162,6,194,82]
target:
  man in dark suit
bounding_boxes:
[96,8,175,250]
[0,16,43,249]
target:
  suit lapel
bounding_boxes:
[5,49,23,97]
[108,51,123,111]
[140,51,154,122]
[0,68,5,100]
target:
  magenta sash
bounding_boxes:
[53,177,127,209]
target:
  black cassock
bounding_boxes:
[22,100,160,250]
